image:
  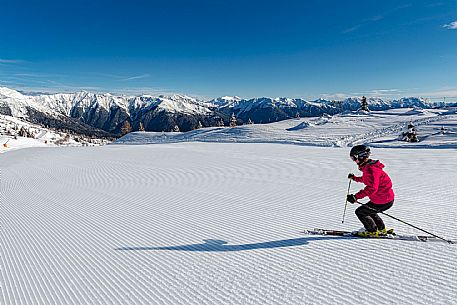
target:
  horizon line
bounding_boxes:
[1,84,456,103]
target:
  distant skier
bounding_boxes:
[347,145,395,237]
[402,122,418,142]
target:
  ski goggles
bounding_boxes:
[351,153,368,161]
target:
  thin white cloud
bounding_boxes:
[14,72,64,78]
[342,16,384,33]
[443,21,457,29]
[371,15,384,22]
[121,74,150,81]
[395,4,412,10]
[321,88,409,100]
[342,25,361,34]
[373,89,400,92]
[343,4,412,34]
[417,87,457,98]
[108,86,185,97]
[320,93,350,100]
[0,79,16,84]
[369,89,402,97]
[428,2,444,8]
[0,58,24,64]
[4,78,104,94]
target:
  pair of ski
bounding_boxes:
[305,228,454,243]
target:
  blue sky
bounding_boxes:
[0,0,456,100]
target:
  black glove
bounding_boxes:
[348,173,355,180]
[347,194,357,204]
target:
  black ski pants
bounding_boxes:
[355,200,394,232]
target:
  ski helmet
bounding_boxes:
[349,145,370,161]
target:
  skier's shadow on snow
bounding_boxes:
[116,236,348,252]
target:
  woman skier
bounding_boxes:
[347,145,395,237]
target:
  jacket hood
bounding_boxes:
[359,159,384,171]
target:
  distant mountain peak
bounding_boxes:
[0,87,24,99]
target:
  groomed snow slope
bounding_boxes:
[1,143,456,305]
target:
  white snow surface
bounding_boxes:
[1,108,457,305]
[0,115,109,153]
[117,107,457,149]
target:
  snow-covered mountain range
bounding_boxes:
[0,86,454,136]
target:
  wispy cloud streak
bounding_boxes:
[0,58,25,64]
[121,74,150,81]
[342,4,411,34]
[418,87,457,98]
[342,25,361,34]
[321,88,409,100]
[443,21,457,29]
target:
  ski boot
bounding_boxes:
[357,229,379,238]
[378,228,395,236]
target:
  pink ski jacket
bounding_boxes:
[353,160,394,204]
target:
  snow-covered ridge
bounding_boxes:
[0,87,25,99]
[154,95,212,115]
[1,86,455,134]
[0,114,110,153]
[0,87,209,117]
[1,86,451,118]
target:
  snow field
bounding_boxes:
[1,143,456,305]
[117,108,457,149]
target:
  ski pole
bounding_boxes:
[341,179,352,223]
[355,201,455,244]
